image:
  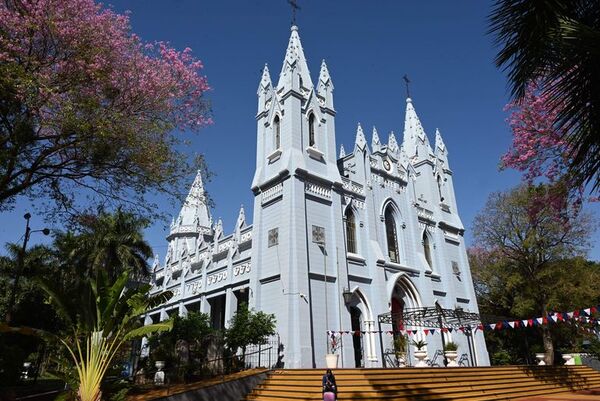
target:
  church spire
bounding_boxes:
[354,123,367,152]
[172,170,211,231]
[388,131,399,154]
[403,97,432,160]
[317,59,334,109]
[339,144,346,158]
[371,127,381,152]
[278,25,313,93]
[258,63,272,94]
[435,128,449,166]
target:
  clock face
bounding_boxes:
[383,159,392,172]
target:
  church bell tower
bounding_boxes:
[249,25,346,368]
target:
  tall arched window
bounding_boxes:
[384,206,399,263]
[345,208,357,254]
[437,175,444,202]
[273,115,281,150]
[423,231,433,269]
[308,113,316,147]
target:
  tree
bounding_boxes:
[224,304,276,366]
[0,0,211,217]
[489,0,600,192]
[472,184,596,364]
[147,312,212,381]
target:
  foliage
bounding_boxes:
[0,243,61,386]
[471,184,599,364]
[146,312,212,380]
[444,342,458,352]
[393,335,407,356]
[489,0,600,192]
[0,0,211,218]
[412,340,427,351]
[224,304,276,363]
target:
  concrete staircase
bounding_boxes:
[245,366,600,400]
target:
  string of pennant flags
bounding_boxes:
[326,305,600,337]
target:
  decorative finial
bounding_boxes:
[288,0,300,27]
[403,74,411,99]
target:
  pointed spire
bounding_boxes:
[371,127,381,152]
[354,123,367,151]
[235,204,246,231]
[403,97,432,160]
[175,170,211,231]
[435,128,449,166]
[388,131,399,153]
[278,25,313,92]
[339,144,346,158]
[317,59,334,109]
[258,63,272,94]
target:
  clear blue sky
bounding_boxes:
[1,1,598,260]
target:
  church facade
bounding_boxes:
[147,26,490,368]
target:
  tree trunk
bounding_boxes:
[542,325,554,365]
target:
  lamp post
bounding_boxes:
[5,213,49,324]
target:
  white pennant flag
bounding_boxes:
[584,308,591,315]
[536,318,544,325]
[488,323,496,330]
[522,320,529,327]
[567,312,574,319]
[508,321,516,328]
[551,315,559,322]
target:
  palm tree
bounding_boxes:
[489,0,600,191]
[75,210,153,282]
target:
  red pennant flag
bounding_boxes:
[459,327,465,332]
[424,329,430,335]
[543,317,548,324]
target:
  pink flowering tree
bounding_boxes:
[500,82,597,215]
[0,0,211,217]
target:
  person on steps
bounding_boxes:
[322,369,337,401]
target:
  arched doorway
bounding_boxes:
[350,306,363,367]
[346,288,377,367]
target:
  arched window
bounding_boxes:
[384,206,399,263]
[437,175,444,202]
[345,208,357,254]
[308,113,316,147]
[273,115,281,150]
[423,231,433,269]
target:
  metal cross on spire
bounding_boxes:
[287,0,300,26]
[403,74,411,98]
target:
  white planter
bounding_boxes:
[444,351,458,367]
[414,350,428,367]
[535,353,546,365]
[562,354,575,366]
[325,354,339,369]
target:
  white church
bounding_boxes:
[147,25,490,369]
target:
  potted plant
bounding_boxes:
[326,333,341,368]
[412,340,428,367]
[393,335,408,367]
[444,342,459,367]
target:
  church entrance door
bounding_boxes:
[350,306,363,367]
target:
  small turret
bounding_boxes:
[257,64,273,113]
[388,131,399,154]
[339,144,346,158]
[317,59,334,109]
[354,123,367,152]
[371,127,381,153]
[434,128,449,167]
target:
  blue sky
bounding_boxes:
[1,0,598,260]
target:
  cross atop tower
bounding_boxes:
[403,74,411,99]
[287,0,300,26]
